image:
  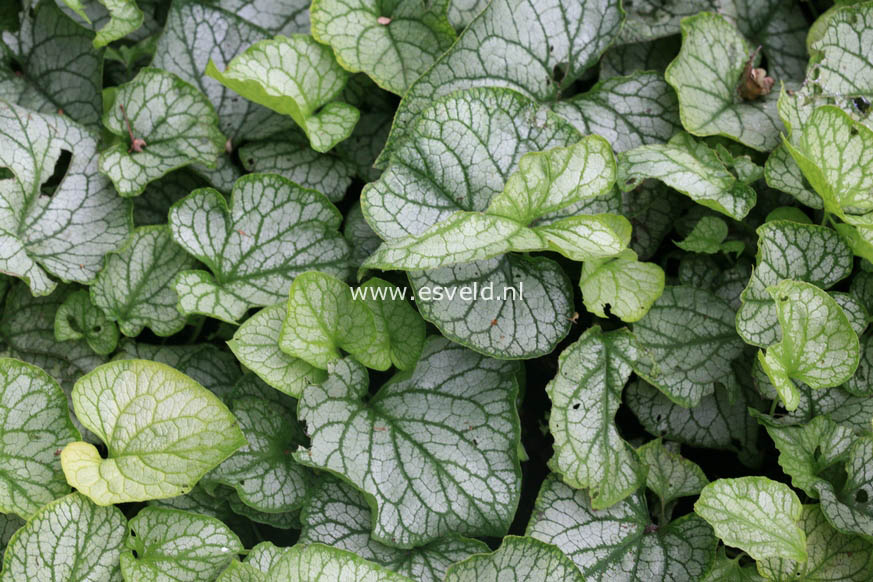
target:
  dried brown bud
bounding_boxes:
[738,46,774,101]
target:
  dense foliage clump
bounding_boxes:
[0,0,872,580]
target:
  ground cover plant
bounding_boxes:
[1,0,873,579]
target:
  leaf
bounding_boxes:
[846,333,873,396]
[62,0,143,48]
[152,1,293,148]
[238,134,354,202]
[99,68,225,197]
[526,475,716,581]
[279,272,388,371]
[579,249,665,322]
[764,145,823,209]
[815,435,873,542]
[91,226,196,338]
[53,289,118,355]
[358,278,426,371]
[721,0,808,81]
[60,359,246,505]
[310,0,455,95]
[0,358,80,518]
[364,137,629,269]
[228,304,326,399]
[444,536,584,582]
[757,504,873,582]
[694,476,807,562]
[220,543,415,582]
[206,34,360,153]
[737,221,853,348]
[665,12,782,151]
[0,493,126,582]
[618,132,758,220]
[204,390,310,514]
[763,415,856,497]
[361,87,591,357]
[213,0,310,35]
[299,475,488,582]
[626,379,763,466]
[675,216,735,254]
[758,280,860,411]
[168,173,350,323]
[617,0,713,43]
[0,514,24,562]
[600,36,681,80]
[783,106,873,219]
[832,291,868,337]
[295,336,521,548]
[0,1,103,126]
[637,439,709,509]
[807,2,873,98]
[553,71,681,153]
[120,507,243,582]
[379,0,623,160]
[0,101,130,296]
[545,326,644,508]
[631,286,745,408]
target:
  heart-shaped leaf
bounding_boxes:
[295,336,521,548]
[444,536,584,582]
[53,289,118,355]
[60,359,246,505]
[99,68,225,197]
[168,173,350,323]
[579,249,665,322]
[206,34,360,153]
[0,358,80,518]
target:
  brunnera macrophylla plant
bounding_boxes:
[1,0,873,580]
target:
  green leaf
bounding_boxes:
[228,304,326,399]
[552,71,681,153]
[53,289,118,356]
[764,145,823,209]
[600,36,681,80]
[99,68,225,197]
[358,278,426,371]
[757,504,873,581]
[618,132,758,220]
[702,547,766,582]
[631,286,745,408]
[665,12,782,151]
[168,173,350,323]
[0,1,103,126]
[221,543,415,582]
[737,221,853,347]
[300,475,488,582]
[91,226,196,338]
[0,514,24,562]
[638,439,709,509]
[579,249,665,322]
[310,0,455,95]
[784,106,873,219]
[695,476,807,562]
[0,358,80,518]
[545,327,644,508]
[204,390,310,514]
[0,101,130,296]
[295,336,521,548]
[675,216,739,254]
[832,291,868,336]
[278,272,389,371]
[444,535,584,582]
[60,359,246,505]
[807,2,873,98]
[815,435,873,541]
[759,280,860,411]
[364,137,629,269]
[120,507,243,582]
[62,0,143,48]
[763,416,856,497]
[846,333,873,396]
[379,0,623,160]
[0,493,126,582]
[526,475,716,581]
[206,34,360,153]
